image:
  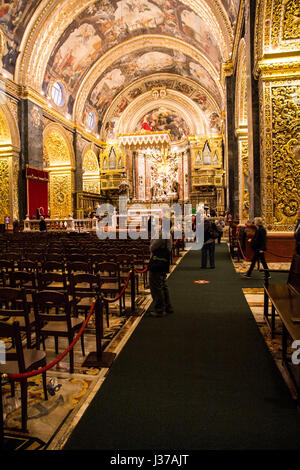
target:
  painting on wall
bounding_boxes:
[135,107,190,141]
[43,0,223,109]
[0,0,43,74]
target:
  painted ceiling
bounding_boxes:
[0,0,241,137]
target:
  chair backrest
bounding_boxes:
[0,287,28,321]
[288,253,300,294]
[33,290,71,325]
[9,271,36,289]
[42,260,65,273]
[0,321,26,372]
[68,254,87,263]
[96,262,119,276]
[70,273,100,296]
[37,271,67,291]
[17,260,37,273]
[67,261,91,274]
[0,259,15,272]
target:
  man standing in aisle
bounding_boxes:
[148,222,173,317]
[242,217,270,279]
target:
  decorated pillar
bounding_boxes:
[255,0,300,231]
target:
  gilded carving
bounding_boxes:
[283,0,300,41]
[240,140,249,221]
[49,172,73,218]
[82,150,99,174]
[44,131,72,167]
[0,158,10,222]
[262,82,300,231]
[83,181,100,194]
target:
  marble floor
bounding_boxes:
[231,255,299,402]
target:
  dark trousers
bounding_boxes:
[201,241,215,268]
[217,231,222,244]
[149,270,172,314]
[247,250,269,276]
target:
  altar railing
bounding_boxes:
[23,218,98,232]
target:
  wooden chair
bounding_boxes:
[0,287,35,348]
[17,260,38,274]
[9,271,37,310]
[96,262,124,316]
[0,321,48,432]
[67,254,87,263]
[42,261,65,273]
[69,273,104,321]
[33,290,85,373]
[67,261,92,276]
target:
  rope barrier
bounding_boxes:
[237,240,252,262]
[237,239,292,262]
[4,299,96,381]
[135,266,148,274]
[102,270,132,303]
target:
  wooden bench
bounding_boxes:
[263,254,300,399]
[263,253,300,338]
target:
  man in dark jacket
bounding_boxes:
[201,217,218,268]
[39,216,47,232]
[242,217,270,278]
[294,208,300,255]
[148,231,173,317]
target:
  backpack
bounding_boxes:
[148,240,170,273]
[208,222,220,240]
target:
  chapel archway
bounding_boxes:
[0,103,20,224]
[43,124,75,218]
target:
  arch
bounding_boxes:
[43,123,75,218]
[82,146,100,194]
[101,72,222,140]
[0,101,20,223]
[113,89,212,139]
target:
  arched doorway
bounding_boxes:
[0,103,20,225]
[43,124,75,218]
[82,147,100,195]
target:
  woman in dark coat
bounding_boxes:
[242,217,270,278]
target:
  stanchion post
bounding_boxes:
[82,294,116,368]
[130,266,137,315]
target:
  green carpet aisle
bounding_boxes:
[65,244,300,450]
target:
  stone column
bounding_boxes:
[245,0,261,219]
[225,74,239,218]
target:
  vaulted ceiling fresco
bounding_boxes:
[82,47,222,131]
[0,0,241,138]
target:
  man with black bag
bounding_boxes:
[148,228,174,318]
[201,217,218,268]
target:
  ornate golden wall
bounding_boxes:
[82,148,100,194]
[43,125,75,218]
[0,104,20,223]
[257,0,300,231]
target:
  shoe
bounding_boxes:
[210,266,215,269]
[149,311,166,317]
[242,273,251,278]
[166,309,174,315]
